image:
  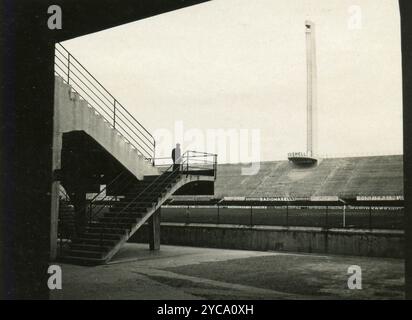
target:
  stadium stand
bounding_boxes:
[213,155,403,199]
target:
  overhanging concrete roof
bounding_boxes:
[51,0,211,42]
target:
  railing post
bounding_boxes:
[152,141,156,166]
[67,54,71,85]
[286,205,289,226]
[343,205,346,228]
[250,205,253,226]
[369,206,372,229]
[214,154,217,180]
[113,99,117,128]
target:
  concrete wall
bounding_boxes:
[130,223,404,258]
[54,76,158,180]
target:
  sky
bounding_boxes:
[61,0,403,163]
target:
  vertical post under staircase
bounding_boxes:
[149,207,161,250]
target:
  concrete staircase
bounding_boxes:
[61,163,216,265]
[61,169,180,265]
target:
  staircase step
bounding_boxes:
[123,190,163,197]
[126,181,175,193]
[112,202,155,210]
[104,212,142,219]
[123,195,162,202]
[99,217,139,224]
[80,233,123,240]
[70,243,110,252]
[66,249,105,259]
[109,206,149,213]
[123,189,171,198]
[73,238,117,246]
[108,208,151,214]
[85,226,128,235]
[91,221,132,228]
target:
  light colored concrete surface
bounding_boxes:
[54,76,159,180]
[110,243,279,268]
[51,244,278,300]
[50,243,404,300]
[50,263,201,300]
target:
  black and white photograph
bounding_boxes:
[2,0,412,306]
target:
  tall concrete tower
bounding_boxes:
[287,21,318,165]
[305,20,317,157]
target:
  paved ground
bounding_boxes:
[51,244,404,300]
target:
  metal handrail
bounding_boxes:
[54,43,156,163]
[110,151,217,224]
[152,151,217,164]
[151,150,217,179]
[87,172,136,224]
[187,150,217,156]
[68,171,132,229]
[75,151,217,247]
[74,149,216,222]
[111,163,181,221]
[64,151,217,244]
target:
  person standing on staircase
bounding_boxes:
[171,143,182,172]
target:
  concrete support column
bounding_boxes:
[50,109,63,260]
[50,74,65,260]
[50,181,61,261]
[149,208,161,250]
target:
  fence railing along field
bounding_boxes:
[160,205,404,230]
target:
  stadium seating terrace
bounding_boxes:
[212,155,403,199]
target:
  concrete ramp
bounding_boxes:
[54,76,159,180]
